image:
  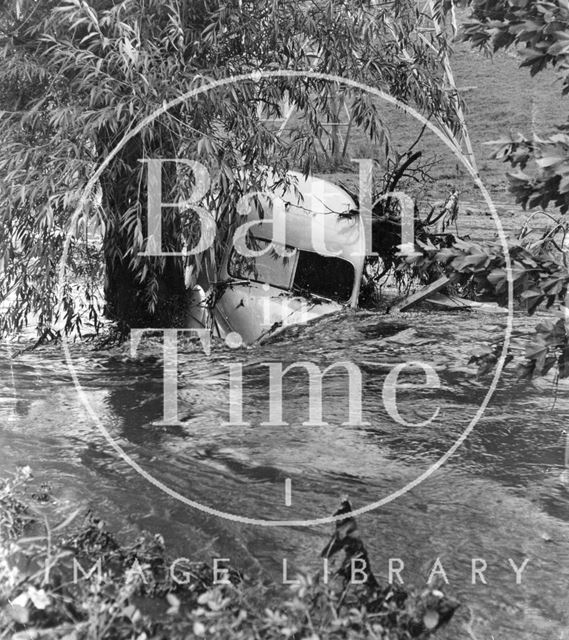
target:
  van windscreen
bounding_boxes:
[228,238,355,303]
[228,238,298,289]
[293,251,354,303]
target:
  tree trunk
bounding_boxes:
[100,133,187,330]
[103,248,186,329]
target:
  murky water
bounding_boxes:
[1,308,569,639]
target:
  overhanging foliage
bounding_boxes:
[0,0,462,335]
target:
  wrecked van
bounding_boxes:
[187,171,366,344]
[192,171,368,344]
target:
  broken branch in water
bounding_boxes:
[321,497,460,638]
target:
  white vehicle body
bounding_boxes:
[189,171,368,344]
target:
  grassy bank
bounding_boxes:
[305,12,567,245]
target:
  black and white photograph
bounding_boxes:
[1,1,568,638]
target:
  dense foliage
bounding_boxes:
[463,1,569,218]
[401,0,569,378]
[0,468,459,639]
[0,0,461,335]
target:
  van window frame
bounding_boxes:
[227,236,355,304]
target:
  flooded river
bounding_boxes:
[1,308,569,639]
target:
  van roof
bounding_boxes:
[242,170,367,267]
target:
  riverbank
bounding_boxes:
[0,467,459,640]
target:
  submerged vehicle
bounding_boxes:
[189,171,368,344]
